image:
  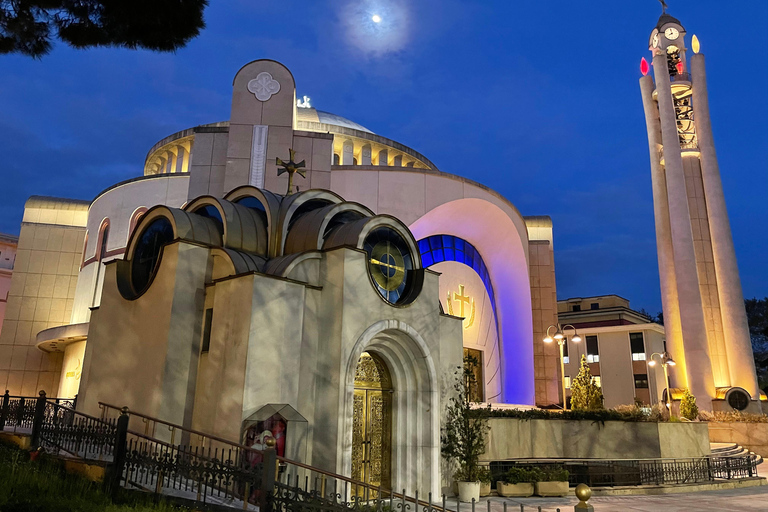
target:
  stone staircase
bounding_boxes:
[710,442,764,465]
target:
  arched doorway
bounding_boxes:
[351,352,392,492]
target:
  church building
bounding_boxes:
[0,59,561,494]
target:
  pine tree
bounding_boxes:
[680,388,699,420]
[571,354,604,411]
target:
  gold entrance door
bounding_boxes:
[351,352,392,494]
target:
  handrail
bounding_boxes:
[100,401,449,510]
[99,401,265,455]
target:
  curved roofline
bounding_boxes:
[232,58,296,86]
[144,122,228,166]
[298,122,439,171]
[90,173,189,208]
[145,120,441,173]
[332,164,526,223]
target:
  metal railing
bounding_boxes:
[0,390,76,433]
[490,455,760,488]
[100,401,452,512]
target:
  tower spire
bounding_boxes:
[658,0,668,14]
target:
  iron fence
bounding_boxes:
[1,390,77,433]
[490,454,759,488]
[9,395,762,510]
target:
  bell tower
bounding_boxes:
[639,10,761,412]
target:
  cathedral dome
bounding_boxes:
[296,107,373,134]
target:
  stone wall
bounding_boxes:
[481,418,711,461]
[708,422,768,458]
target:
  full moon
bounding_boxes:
[371,14,381,23]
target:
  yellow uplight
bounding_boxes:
[692,34,700,54]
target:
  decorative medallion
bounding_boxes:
[247,72,281,101]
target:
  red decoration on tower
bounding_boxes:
[640,57,650,76]
[676,61,684,75]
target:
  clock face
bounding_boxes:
[363,227,416,304]
[649,29,659,49]
[664,27,680,40]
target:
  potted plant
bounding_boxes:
[478,467,492,497]
[441,355,490,503]
[497,467,541,497]
[534,467,570,497]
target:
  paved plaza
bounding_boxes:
[443,485,768,512]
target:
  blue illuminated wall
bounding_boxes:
[417,234,497,314]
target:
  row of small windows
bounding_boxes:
[566,374,649,390]
[417,234,496,313]
[561,332,649,365]
[571,303,600,312]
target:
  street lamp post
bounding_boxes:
[648,352,676,409]
[544,323,581,411]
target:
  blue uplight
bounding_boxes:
[417,234,496,313]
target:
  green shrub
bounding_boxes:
[679,389,699,421]
[540,466,569,482]
[502,467,542,484]
[442,356,490,482]
[476,466,492,484]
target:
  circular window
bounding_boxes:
[727,388,750,411]
[363,227,417,305]
[131,217,174,294]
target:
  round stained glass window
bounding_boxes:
[131,217,174,294]
[363,227,416,305]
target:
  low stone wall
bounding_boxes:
[480,418,710,461]
[708,422,768,458]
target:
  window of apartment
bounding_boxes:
[630,332,646,361]
[590,303,599,310]
[586,335,599,363]
[593,376,602,387]
[572,305,581,312]
[634,373,649,389]
[562,337,569,364]
[201,308,213,353]
[564,376,571,389]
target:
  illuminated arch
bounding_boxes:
[410,198,534,405]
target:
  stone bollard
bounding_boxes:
[574,484,593,512]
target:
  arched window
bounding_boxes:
[97,219,110,261]
[128,207,148,239]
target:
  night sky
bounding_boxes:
[1,0,765,313]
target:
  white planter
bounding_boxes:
[535,481,569,497]
[497,481,534,497]
[458,481,480,502]
[479,481,491,497]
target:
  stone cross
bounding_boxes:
[276,148,306,195]
[453,284,471,317]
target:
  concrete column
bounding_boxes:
[653,53,714,408]
[181,141,192,173]
[342,140,354,165]
[639,75,688,389]
[168,148,178,174]
[690,54,759,398]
